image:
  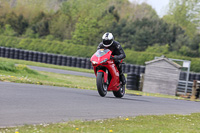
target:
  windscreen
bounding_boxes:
[95,49,110,57]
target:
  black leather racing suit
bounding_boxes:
[97,41,126,85]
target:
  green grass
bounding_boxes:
[1,113,200,133]
[0,58,96,89]
[0,57,94,73]
[0,69,96,90]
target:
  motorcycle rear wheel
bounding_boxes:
[113,85,125,98]
[97,72,107,97]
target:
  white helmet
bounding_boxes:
[102,32,114,47]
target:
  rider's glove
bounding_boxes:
[110,55,116,60]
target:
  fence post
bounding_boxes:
[196,81,200,99]
[139,73,144,91]
[191,80,197,100]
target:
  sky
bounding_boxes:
[129,0,170,17]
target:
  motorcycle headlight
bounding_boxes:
[92,61,98,64]
[100,59,108,64]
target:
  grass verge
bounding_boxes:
[0,57,94,73]
[1,113,200,133]
[0,70,96,90]
[0,58,96,90]
[126,90,200,101]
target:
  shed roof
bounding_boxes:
[145,57,182,69]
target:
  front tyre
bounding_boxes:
[113,85,125,98]
[97,72,107,97]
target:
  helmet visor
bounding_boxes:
[103,39,113,46]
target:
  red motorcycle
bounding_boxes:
[90,49,125,98]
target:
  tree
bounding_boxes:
[170,34,190,53]
[72,17,100,45]
[164,0,200,37]
[2,12,28,35]
[32,20,49,37]
[0,26,3,35]
[133,25,154,51]
[130,2,159,21]
[3,24,17,36]
[189,34,200,51]
[110,18,179,51]
[49,13,73,40]
[111,19,136,49]
[145,44,169,54]
[29,12,50,37]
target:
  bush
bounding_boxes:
[3,24,17,36]
[0,61,17,72]
[0,35,97,57]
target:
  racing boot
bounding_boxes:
[118,64,126,85]
[120,73,126,85]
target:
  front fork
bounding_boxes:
[97,69,108,84]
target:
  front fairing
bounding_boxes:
[90,49,112,64]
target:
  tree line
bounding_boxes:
[0,0,200,58]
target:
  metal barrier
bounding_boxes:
[177,80,193,95]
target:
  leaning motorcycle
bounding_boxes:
[90,49,125,98]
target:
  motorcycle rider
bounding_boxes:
[97,32,126,85]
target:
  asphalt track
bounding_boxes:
[1,82,200,127]
[0,66,200,127]
[27,65,95,78]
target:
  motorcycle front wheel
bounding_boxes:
[97,72,108,97]
[113,85,125,98]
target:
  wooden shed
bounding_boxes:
[143,57,181,96]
